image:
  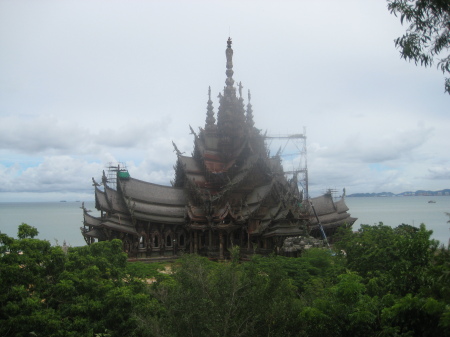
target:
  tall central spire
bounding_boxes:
[225,37,235,97]
[217,38,246,159]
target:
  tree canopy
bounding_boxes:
[1,223,449,336]
[387,0,450,94]
[17,222,39,239]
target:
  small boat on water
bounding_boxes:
[428,200,436,203]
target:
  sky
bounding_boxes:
[0,0,449,202]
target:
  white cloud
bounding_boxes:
[0,0,449,201]
[427,166,450,180]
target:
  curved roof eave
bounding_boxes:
[118,177,186,206]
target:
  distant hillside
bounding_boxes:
[347,189,450,197]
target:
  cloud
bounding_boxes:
[0,116,87,153]
[0,0,449,201]
[0,156,102,193]
[356,125,434,163]
[0,115,172,155]
[427,166,450,180]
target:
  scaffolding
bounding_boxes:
[105,162,128,190]
[264,127,308,199]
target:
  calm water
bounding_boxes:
[0,197,449,247]
[346,196,450,246]
[0,201,96,247]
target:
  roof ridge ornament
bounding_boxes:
[172,141,184,157]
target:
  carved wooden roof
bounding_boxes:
[83,38,355,241]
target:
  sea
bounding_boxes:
[0,196,449,248]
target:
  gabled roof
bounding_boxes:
[100,221,138,235]
[262,226,305,238]
[95,187,109,211]
[131,199,185,218]
[244,183,273,205]
[84,228,106,240]
[119,177,186,206]
[104,185,128,213]
[310,194,337,216]
[309,194,357,228]
[178,155,202,174]
[84,211,102,227]
[131,211,186,224]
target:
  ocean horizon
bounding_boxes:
[1,196,449,248]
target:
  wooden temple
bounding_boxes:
[81,38,356,258]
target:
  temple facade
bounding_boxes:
[81,38,356,258]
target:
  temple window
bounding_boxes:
[166,234,172,247]
[139,236,145,248]
[153,235,159,248]
[179,234,185,246]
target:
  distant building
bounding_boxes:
[81,38,356,258]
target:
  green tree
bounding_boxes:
[17,222,39,239]
[381,294,450,337]
[0,227,160,337]
[299,273,380,337]
[335,223,437,296]
[387,0,450,93]
[0,230,67,336]
[151,252,300,337]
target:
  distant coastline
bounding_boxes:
[347,189,450,197]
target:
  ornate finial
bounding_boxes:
[205,86,216,130]
[92,177,100,187]
[102,170,107,185]
[238,82,243,98]
[225,37,234,89]
[248,90,251,103]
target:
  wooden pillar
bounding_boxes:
[194,231,198,254]
[189,231,193,254]
[247,230,251,250]
[208,229,212,248]
[219,232,224,260]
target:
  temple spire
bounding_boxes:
[205,86,216,130]
[246,89,254,128]
[224,37,236,98]
[217,37,246,158]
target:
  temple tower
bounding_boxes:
[217,37,246,159]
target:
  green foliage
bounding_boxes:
[126,261,166,279]
[387,0,450,94]
[250,248,345,294]
[0,230,158,337]
[335,223,437,295]
[381,294,450,337]
[17,222,39,239]
[299,272,380,337]
[149,253,300,337]
[1,223,449,336]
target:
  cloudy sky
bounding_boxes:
[0,0,449,202]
